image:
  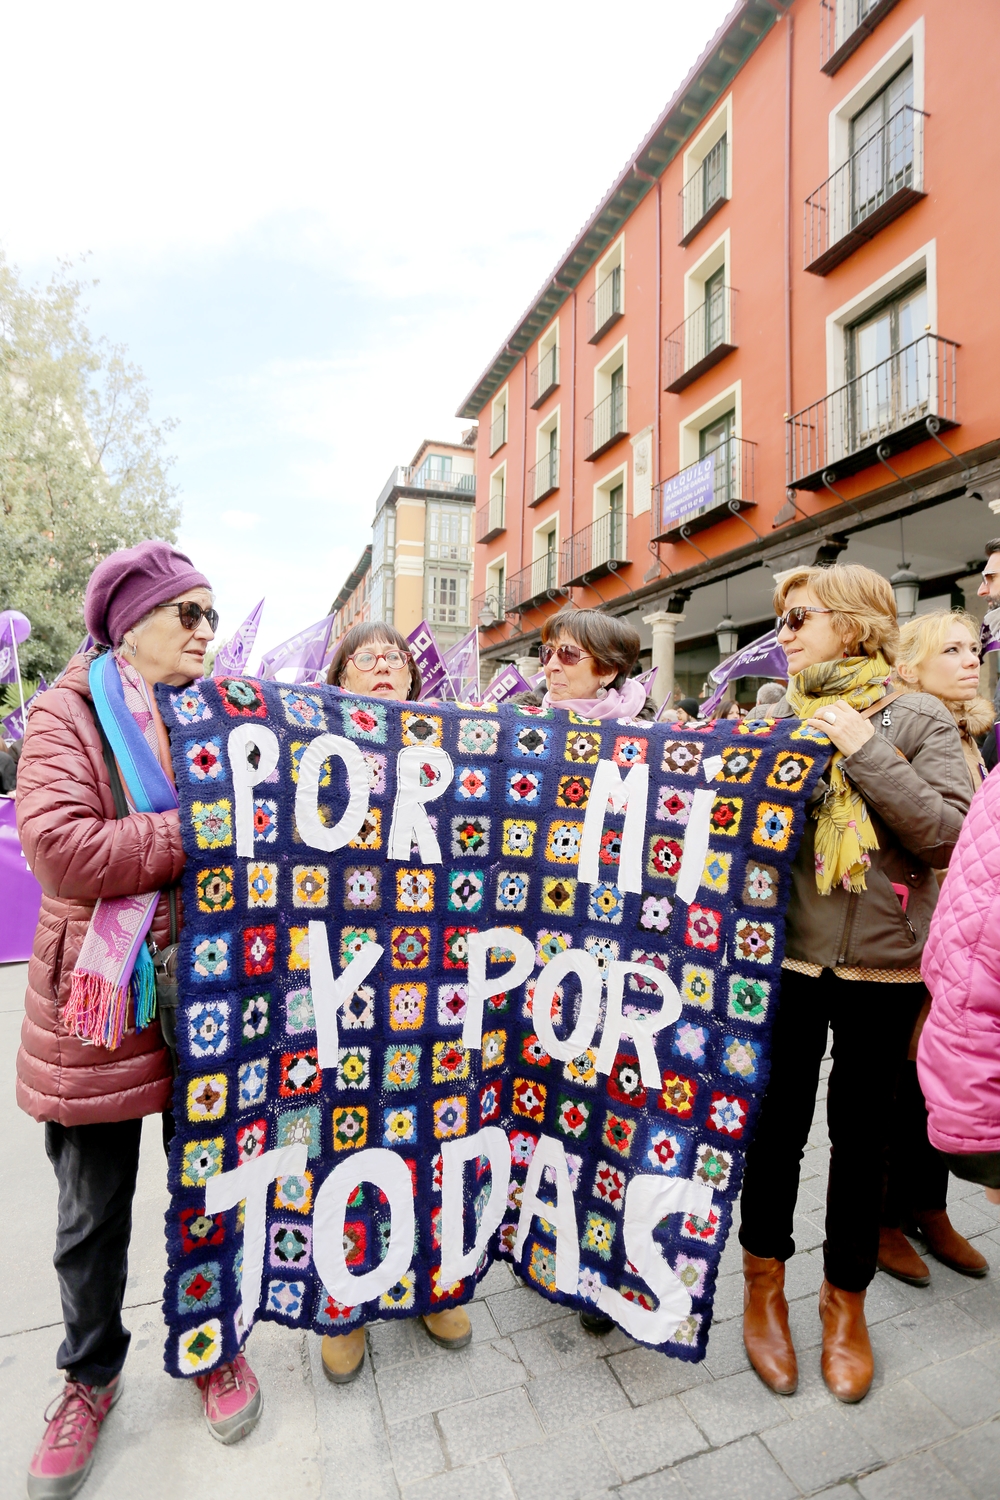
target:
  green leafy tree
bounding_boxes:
[0,255,180,679]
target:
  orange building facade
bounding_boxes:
[459,0,1000,703]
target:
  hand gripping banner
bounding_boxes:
[158,678,829,1377]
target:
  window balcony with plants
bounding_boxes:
[664,285,738,393]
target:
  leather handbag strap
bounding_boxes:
[858,689,905,721]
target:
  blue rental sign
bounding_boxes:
[659,457,715,534]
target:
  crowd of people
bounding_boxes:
[10,537,1000,1497]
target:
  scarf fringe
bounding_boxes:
[65,945,158,1051]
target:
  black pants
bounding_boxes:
[45,1117,173,1386]
[883,1059,950,1223]
[739,969,925,1292]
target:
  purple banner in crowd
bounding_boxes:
[479,663,535,705]
[442,629,480,702]
[0,610,31,687]
[702,630,788,717]
[408,620,455,700]
[259,616,336,682]
[2,678,48,741]
[0,798,42,963]
[214,599,265,679]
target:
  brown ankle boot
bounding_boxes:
[906,1209,989,1278]
[819,1281,873,1403]
[742,1251,798,1395]
[877,1226,930,1287]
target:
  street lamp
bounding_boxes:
[890,566,920,623]
[716,616,739,658]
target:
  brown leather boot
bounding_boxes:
[742,1251,798,1395]
[320,1327,366,1384]
[819,1281,873,1403]
[877,1226,930,1287]
[906,1209,989,1278]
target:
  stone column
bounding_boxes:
[643,611,685,708]
[515,655,540,684]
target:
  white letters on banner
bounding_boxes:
[294,733,371,852]
[596,1175,714,1341]
[205,1143,309,1328]
[529,949,603,1063]
[313,1149,417,1305]
[308,923,385,1067]
[228,724,281,857]
[514,1135,580,1295]
[594,960,683,1088]
[463,929,537,1049]
[439,1128,513,1286]
[579,759,650,893]
[387,746,455,863]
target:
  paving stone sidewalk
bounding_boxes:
[2,958,998,1499]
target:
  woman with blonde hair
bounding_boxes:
[737,565,970,1405]
[876,611,992,1286]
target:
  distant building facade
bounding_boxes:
[330,544,372,641]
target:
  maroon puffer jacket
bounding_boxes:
[15,654,185,1125]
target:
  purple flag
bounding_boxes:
[442,629,480,702]
[213,598,265,678]
[0,610,31,687]
[2,677,48,740]
[479,664,536,706]
[981,608,1000,656]
[408,621,455,700]
[0,797,42,963]
[702,629,788,717]
[258,615,335,682]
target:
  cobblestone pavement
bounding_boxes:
[3,958,998,1499]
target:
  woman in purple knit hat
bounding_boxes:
[17,542,262,1500]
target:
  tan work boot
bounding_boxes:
[906,1209,989,1278]
[421,1307,472,1350]
[742,1250,798,1395]
[321,1327,366,1384]
[877,1225,930,1287]
[819,1281,873,1403]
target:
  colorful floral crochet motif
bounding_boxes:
[162,679,825,1377]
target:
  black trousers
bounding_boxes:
[738,969,925,1292]
[45,1118,149,1386]
[883,1059,950,1223]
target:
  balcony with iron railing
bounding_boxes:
[805,106,926,274]
[562,511,629,588]
[476,490,506,543]
[529,449,559,506]
[653,437,757,542]
[490,406,508,456]
[786,334,959,490]
[505,552,561,612]
[397,464,476,494]
[584,385,629,460]
[820,0,901,75]
[664,286,738,393]
[530,345,559,408]
[678,137,728,245]
[588,266,623,343]
[473,584,511,629]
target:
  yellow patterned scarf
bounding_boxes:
[786,653,892,896]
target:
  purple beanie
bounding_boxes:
[84,541,212,647]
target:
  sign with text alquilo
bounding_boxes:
[159,679,828,1380]
[659,456,715,535]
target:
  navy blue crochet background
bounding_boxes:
[157,677,828,1377]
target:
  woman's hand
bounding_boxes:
[806,701,876,757]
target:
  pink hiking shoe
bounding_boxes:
[195,1353,262,1444]
[27,1372,123,1499]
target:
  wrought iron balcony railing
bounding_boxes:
[397,464,476,494]
[664,286,738,394]
[588,266,623,344]
[584,386,629,460]
[476,491,506,543]
[530,346,559,408]
[786,334,959,490]
[805,105,926,274]
[529,449,559,506]
[653,437,756,543]
[490,407,507,455]
[505,554,561,612]
[562,511,628,588]
[678,137,728,245]
[820,0,901,75]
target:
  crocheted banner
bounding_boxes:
[158,678,828,1378]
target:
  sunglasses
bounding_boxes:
[539,643,595,668]
[348,649,411,671]
[776,606,834,633]
[154,601,220,632]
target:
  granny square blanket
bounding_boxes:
[158,677,829,1377]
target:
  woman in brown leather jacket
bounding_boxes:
[737,565,970,1406]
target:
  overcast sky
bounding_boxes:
[3,0,733,659]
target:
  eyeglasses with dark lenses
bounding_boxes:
[539,643,594,667]
[155,601,220,632]
[348,649,410,671]
[776,606,834,633]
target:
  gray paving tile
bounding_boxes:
[545,1311,635,1364]
[486,1285,569,1335]
[616,1471,686,1498]
[890,1299,984,1361]
[793,1211,827,1253]
[594,1394,707,1481]
[368,1318,422,1371]
[702,1313,753,1378]
[607,1345,713,1404]
[401,1455,515,1500]
[711,1270,745,1323]
[463,1337,530,1397]
[910,1349,1000,1426]
[851,1379,956,1461]
[788,1292,825,1351]
[783,1248,826,1300]
[952,1282,1000,1337]
[943,1198,998,1240]
[762,1406,881,1493]
[857,1450,976,1500]
[504,1428,621,1499]
[386,1415,445,1485]
[508,1323,564,1378]
[673,1433,798,1499]
[436,1387,541,1465]
[412,1297,498,1355]
[935,1417,1000,1499]
[373,1351,476,1421]
[526,1358,629,1432]
[474,1260,518,1299]
[864,1272,924,1325]
[679,1368,791,1445]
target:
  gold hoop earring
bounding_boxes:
[126,638,137,658]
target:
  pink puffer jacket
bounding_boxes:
[919,766,1000,1154]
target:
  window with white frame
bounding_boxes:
[679,97,731,244]
[532,320,560,407]
[589,237,624,343]
[426,501,471,562]
[490,387,508,455]
[533,409,559,503]
[428,570,467,627]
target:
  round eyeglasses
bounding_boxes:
[348,649,411,671]
[539,643,595,668]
